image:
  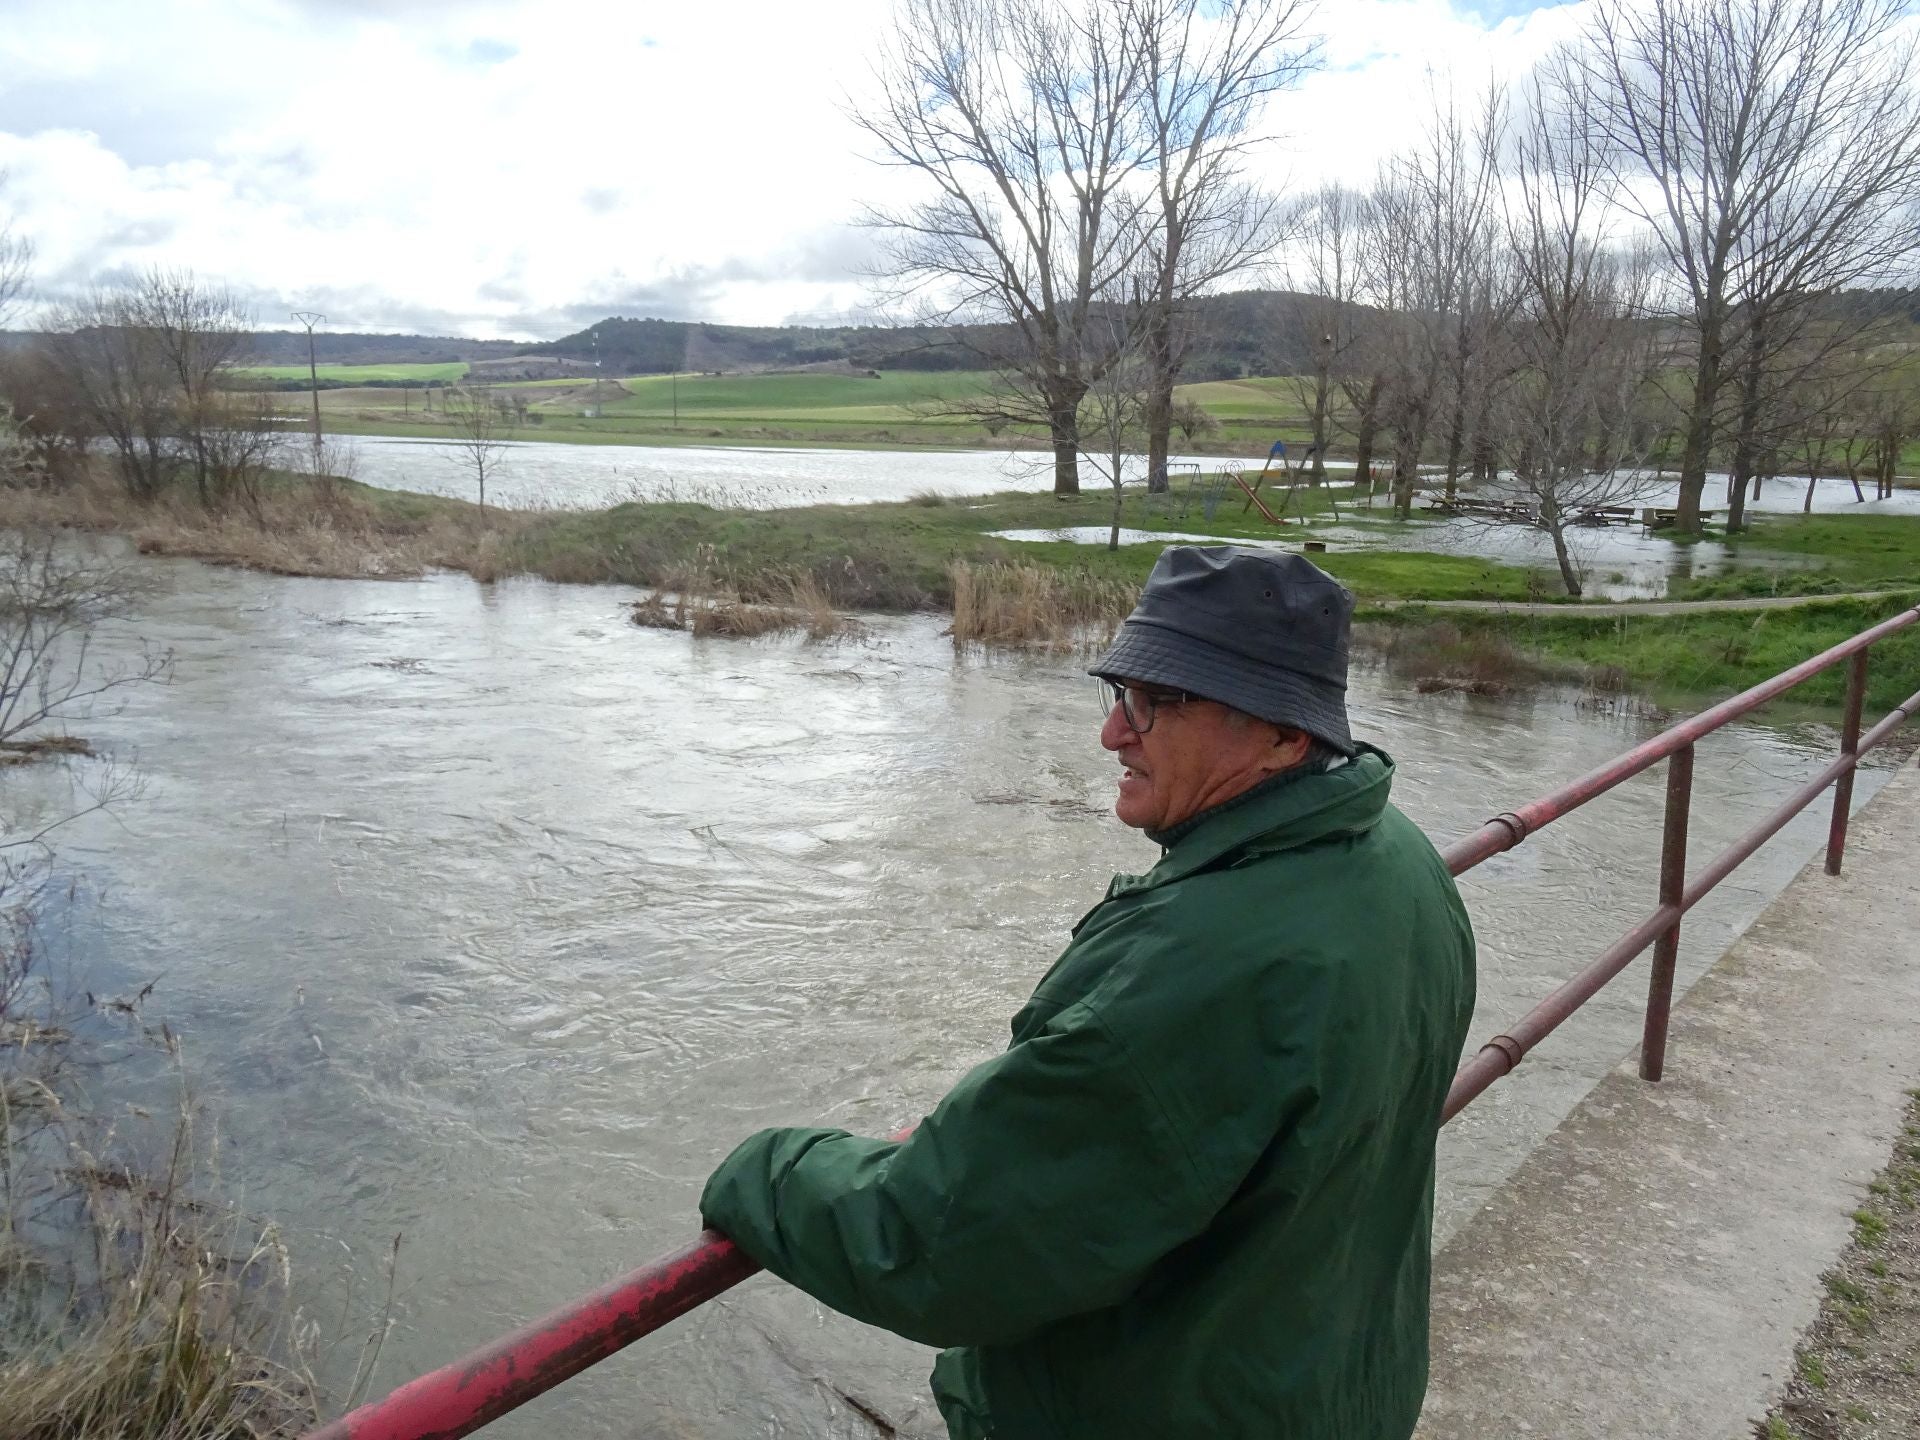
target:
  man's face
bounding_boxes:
[1099,681,1310,832]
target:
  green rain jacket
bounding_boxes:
[701,747,1476,1439]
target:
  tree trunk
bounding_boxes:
[1803,466,1817,514]
[1142,308,1173,494]
[1309,371,1330,486]
[1350,377,1382,504]
[1675,327,1724,534]
[1392,448,1419,520]
[1547,518,1581,598]
[1442,410,1465,503]
[1047,393,1082,495]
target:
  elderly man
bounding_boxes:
[702,546,1476,1439]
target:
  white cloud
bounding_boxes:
[0,0,1589,337]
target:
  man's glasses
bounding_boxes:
[1097,680,1196,734]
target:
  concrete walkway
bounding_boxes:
[1418,755,1920,1440]
[1375,590,1907,618]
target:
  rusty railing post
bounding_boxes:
[1640,742,1693,1082]
[1826,648,1870,876]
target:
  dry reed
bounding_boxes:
[0,877,388,1439]
[628,550,861,643]
[0,476,535,583]
[948,560,1135,651]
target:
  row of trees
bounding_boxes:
[0,251,513,513]
[10,277,287,508]
[865,0,1920,556]
[859,0,1318,494]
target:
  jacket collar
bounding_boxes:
[1107,744,1395,899]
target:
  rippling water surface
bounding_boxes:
[345,436,1223,510]
[28,551,1905,1439]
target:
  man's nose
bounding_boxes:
[1100,700,1135,752]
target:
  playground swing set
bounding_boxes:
[1164,440,1335,526]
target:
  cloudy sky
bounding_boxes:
[0,0,1590,339]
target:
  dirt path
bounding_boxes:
[1758,1092,1920,1439]
[1374,590,1909,617]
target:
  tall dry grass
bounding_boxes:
[0,474,533,582]
[0,1114,325,1440]
[948,560,1136,651]
[629,546,861,642]
[1352,620,1564,695]
[0,875,387,1439]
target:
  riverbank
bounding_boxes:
[7,472,1919,710]
[1761,1091,1920,1438]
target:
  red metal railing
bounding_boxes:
[306,602,1920,1440]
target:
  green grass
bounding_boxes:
[232,362,470,383]
[1664,514,1920,601]
[504,483,1548,609]
[1379,594,1920,711]
[608,369,998,419]
[269,366,1326,451]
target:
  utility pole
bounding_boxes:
[292,310,325,463]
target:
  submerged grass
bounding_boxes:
[1373,594,1920,713]
[1667,515,1920,601]
[0,866,384,1440]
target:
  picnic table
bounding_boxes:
[1642,507,1720,531]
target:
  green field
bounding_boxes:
[238,362,470,383]
[292,365,1315,451]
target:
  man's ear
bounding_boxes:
[1267,727,1313,773]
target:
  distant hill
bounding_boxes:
[13,285,1904,387]
[525,291,1329,381]
[241,330,527,367]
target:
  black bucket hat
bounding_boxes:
[1090,546,1356,754]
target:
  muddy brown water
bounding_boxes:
[19,551,1906,1439]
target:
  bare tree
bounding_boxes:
[0,236,27,335]
[1370,82,1509,520]
[1571,0,1920,534]
[1128,0,1318,491]
[1284,184,1371,486]
[855,0,1153,494]
[0,537,171,752]
[1860,340,1920,500]
[445,386,508,512]
[1075,303,1152,548]
[124,272,257,508]
[37,289,181,500]
[1783,347,1874,513]
[32,273,275,507]
[1486,67,1665,596]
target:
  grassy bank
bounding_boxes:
[1370,595,1920,712]
[10,470,1920,712]
[1667,515,1920,601]
[0,471,1547,603]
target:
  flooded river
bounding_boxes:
[24,552,1906,1439]
[344,435,1221,510]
